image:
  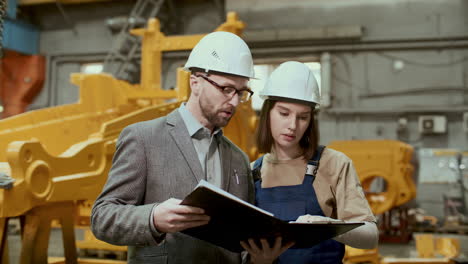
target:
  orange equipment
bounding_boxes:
[0,50,45,118]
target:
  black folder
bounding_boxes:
[181,180,364,253]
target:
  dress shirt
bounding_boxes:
[178,103,222,187]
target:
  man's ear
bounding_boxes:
[190,74,200,96]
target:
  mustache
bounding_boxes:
[219,107,236,114]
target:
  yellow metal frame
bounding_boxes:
[328,140,416,215]
[414,234,460,259]
[19,0,112,5]
[0,12,258,264]
[381,258,454,264]
[344,246,380,264]
[48,257,126,264]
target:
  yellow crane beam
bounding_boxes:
[19,0,113,6]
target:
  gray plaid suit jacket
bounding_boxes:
[91,109,254,264]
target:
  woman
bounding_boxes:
[241,61,378,264]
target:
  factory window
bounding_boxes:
[80,63,103,74]
[250,62,321,111]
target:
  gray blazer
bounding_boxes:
[91,109,255,264]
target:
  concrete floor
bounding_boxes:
[7,228,468,263]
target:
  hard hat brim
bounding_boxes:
[263,96,319,107]
[185,67,257,80]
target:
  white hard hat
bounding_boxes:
[184,31,255,78]
[260,61,320,105]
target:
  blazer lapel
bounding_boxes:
[219,138,232,190]
[166,110,204,183]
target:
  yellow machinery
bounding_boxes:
[0,9,460,264]
[332,141,462,264]
[329,140,416,264]
[328,140,416,216]
[414,234,460,259]
[0,12,258,264]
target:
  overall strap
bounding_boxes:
[305,145,326,177]
[252,155,264,170]
[252,155,264,182]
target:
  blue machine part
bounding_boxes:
[3,0,40,54]
[4,18,39,55]
[7,0,17,19]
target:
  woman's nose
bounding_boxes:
[288,117,296,130]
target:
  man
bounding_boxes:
[91,31,256,263]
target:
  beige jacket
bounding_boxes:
[256,147,376,222]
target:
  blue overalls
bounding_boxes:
[252,146,345,264]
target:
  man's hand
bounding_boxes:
[153,198,210,233]
[240,237,294,264]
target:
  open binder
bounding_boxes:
[181,180,364,253]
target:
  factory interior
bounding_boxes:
[1,0,468,263]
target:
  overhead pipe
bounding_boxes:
[325,107,468,116]
[250,39,468,57]
[320,52,331,108]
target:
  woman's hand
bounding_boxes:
[295,214,343,223]
[240,237,294,264]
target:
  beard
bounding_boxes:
[199,96,236,128]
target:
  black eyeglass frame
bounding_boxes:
[195,74,254,103]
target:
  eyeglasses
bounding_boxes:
[196,75,254,103]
